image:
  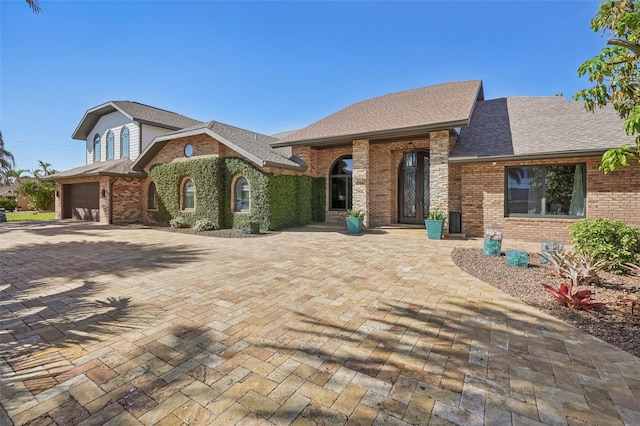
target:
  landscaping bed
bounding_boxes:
[452,248,640,358]
[156,226,279,238]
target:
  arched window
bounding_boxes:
[234,176,250,212]
[148,182,158,210]
[329,155,353,210]
[120,127,130,158]
[106,130,115,160]
[182,179,195,210]
[93,134,101,162]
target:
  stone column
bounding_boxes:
[352,138,370,227]
[54,182,63,219]
[99,177,110,224]
[429,130,449,222]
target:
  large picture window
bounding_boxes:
[182,179,195,210]
[330,156,353,210]
[505,163,586,217]
[93,134,101,162]
[106,130,115,160]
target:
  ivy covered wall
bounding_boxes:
[149,157,325,230]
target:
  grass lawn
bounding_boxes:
[4,211,56,222]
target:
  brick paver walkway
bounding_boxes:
[1,221,639,425]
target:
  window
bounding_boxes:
[148,182,158,210]
[329,155,353,210]
[505,163,586,217]
[184,143,193,157]
[234,176,250,212]
[120,127,130,158]
[182,179,195,210]
[93,134,101,162]
[106,130,115,160]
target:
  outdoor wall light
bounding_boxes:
[55,191,59,198]
[101,189,106,197]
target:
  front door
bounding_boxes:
[399,151,430,224]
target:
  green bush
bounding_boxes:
[311,177,326,222]
[151,157,325,231]
[0,196,17,211]
[193,218,216,231]
[569,218,640,273]
[169,216,190,228]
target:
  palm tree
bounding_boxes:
[33,160,57,178]
[0,131,16,185]
[25,0,41,14]
[4,169,30,185]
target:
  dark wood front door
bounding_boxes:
[398,151,430,224]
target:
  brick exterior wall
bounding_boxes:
[458,156,640,243]
[111,178,144,223]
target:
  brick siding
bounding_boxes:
[458,156,640,243]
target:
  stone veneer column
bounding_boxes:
[429,130,449,220]
[352,139,370,227]
[99,178,110,224]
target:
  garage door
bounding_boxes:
[63,183,100,221]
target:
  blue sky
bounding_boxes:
[1,0,605,173]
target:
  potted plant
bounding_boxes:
[346,210,365,234]
[425,210,446,240]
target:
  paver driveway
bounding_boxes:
[1,221,639,425]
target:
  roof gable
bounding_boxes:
[274,80,484,146]
[72,101,201,140]
[132,121,305,171]
[453,96,636,161]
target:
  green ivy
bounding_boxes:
[150,157,326,231]
[311,177,326,222]
[149,157,224,227]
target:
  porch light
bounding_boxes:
[404,141,415,154]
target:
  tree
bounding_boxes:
[25,0,41,14]
[18,160,56,211]
[18,179,54,211]
[33,161,57,178]
[575,0,640,173]
[4,169,30,185]
[0,131,16,185]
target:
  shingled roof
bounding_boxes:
[132,121,305,172]
[72,101,201,140]
[452,96,636,162]
[45,158,146,180]
[273,80,484,146]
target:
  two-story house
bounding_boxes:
[50,80,640,242]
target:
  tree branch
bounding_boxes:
[607,38,640,56]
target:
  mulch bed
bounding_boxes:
[452,248,640,358]
[155,227,279,238]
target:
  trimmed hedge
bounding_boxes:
[150,157,325,231]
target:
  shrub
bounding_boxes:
[347,209,365,217]
[0,196,17,211]
[193,218,216,232]
[169,216,190,228]
[542,280,606,315]
[242,221,260,234]
[546,250,608,285]
[569,218,640,273]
